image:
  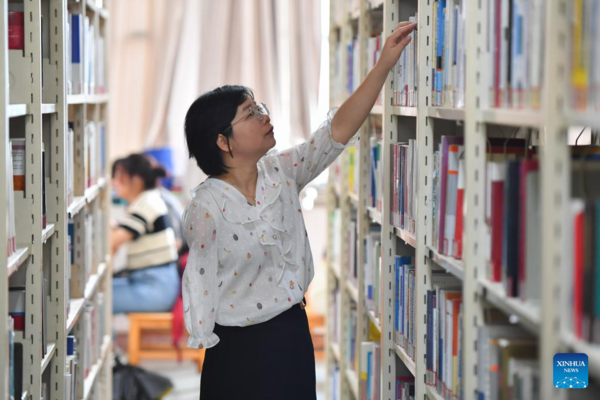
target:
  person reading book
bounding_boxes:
[182,21,416,399]
[110,154,180,314]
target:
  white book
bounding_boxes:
[524,170,540,302]
[529,0,544,108]
[499,0,509,107]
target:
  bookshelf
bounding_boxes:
[327,1,600,400]
[2,0,111,399]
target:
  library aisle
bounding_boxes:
[2,0,110,399]
[327,0,600,400]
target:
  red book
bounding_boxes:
[8,12,24,50]
[573,200,585,339]
[453,156,465,259]
[490,163,505,282]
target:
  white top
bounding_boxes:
[182,109,352,349]
[119,189,178,270]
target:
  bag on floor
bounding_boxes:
[112,357,173,400]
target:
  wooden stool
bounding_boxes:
[306,308,326,361]
[128,313,205,372]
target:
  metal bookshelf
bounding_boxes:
[1,0,111,399]
[327,0,600,399]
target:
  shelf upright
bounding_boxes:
[541,1,570,399]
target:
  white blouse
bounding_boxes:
[182,109,353,349]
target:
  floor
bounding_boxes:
[138,359,327,400]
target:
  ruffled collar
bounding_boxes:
[191,157,283,226]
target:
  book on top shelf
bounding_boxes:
[487,0,545,109]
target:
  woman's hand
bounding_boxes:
[330,20,417,146]
[377,21,417,71]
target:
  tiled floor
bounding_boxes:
[138,359,327,400]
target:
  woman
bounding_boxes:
[110,154,180,314]
[183,21,416,399]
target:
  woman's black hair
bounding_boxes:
[184,85,254,176]
[111,153,167,190]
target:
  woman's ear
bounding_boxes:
[216,134,233,155]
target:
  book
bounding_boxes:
[70,14,83,95]
[8,11,24,50]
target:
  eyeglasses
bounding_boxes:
[223,102,270,133]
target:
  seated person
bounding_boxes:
[110,153,180,314]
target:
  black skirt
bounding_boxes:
[199,301,316,400]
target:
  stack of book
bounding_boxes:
[347,219,358,287]
[368,135,383,211]
[481,138,540,303]
[431,0,466,108]
[348,38,361,94]
[391,140,418,235]
[396,376,415,399]
[394,13,419,107]
[567,154,600,343]
[569,0,600,112]
[477,322,538,399]
[486,0,545,109]
[394,256,416,360]
[68,14,106,95]
[367,34,383,105]
[364,228,382,316]
[424,274,463,398]
[431,136,465,259]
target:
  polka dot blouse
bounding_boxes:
[182,109,353,349]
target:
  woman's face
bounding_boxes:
[222,98,275,159]
[111,166,135,200]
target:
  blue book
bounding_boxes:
[71,14,81,63]
[68,220,75,265]
[367,351,373,398]
[395,259,400,334]
[427,291,434,376]
[436,0,446,105]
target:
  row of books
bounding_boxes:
[567,154,600,343]
[359,342,380,400]
[331,209,342,270]
[393,14,418,107]
[5,140,17,257]
[571,198,600,343]
[331,287,342,350]
[81,294,107,380]
[477,321,539,399]
[432,136,465,259]
[570,0,600,111]
[7,139,48,256]
[394,256,416,361]
[68,13,107,95]
[347,219,359,286]
[68,208,106,287]
[487,0,545,110]
[364,229,382,316]
[348,38,361,95]
[330,365,341,400]
[369,135,383,211]
[348,145,360,197]
[483,153,542,303]
[424,275,463,399]
[396,377,415,400]
[432,0,466,108]
[391,141,418,235]
[367,34,383,105]
[67,120,107,205]
[348,302,359,373]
